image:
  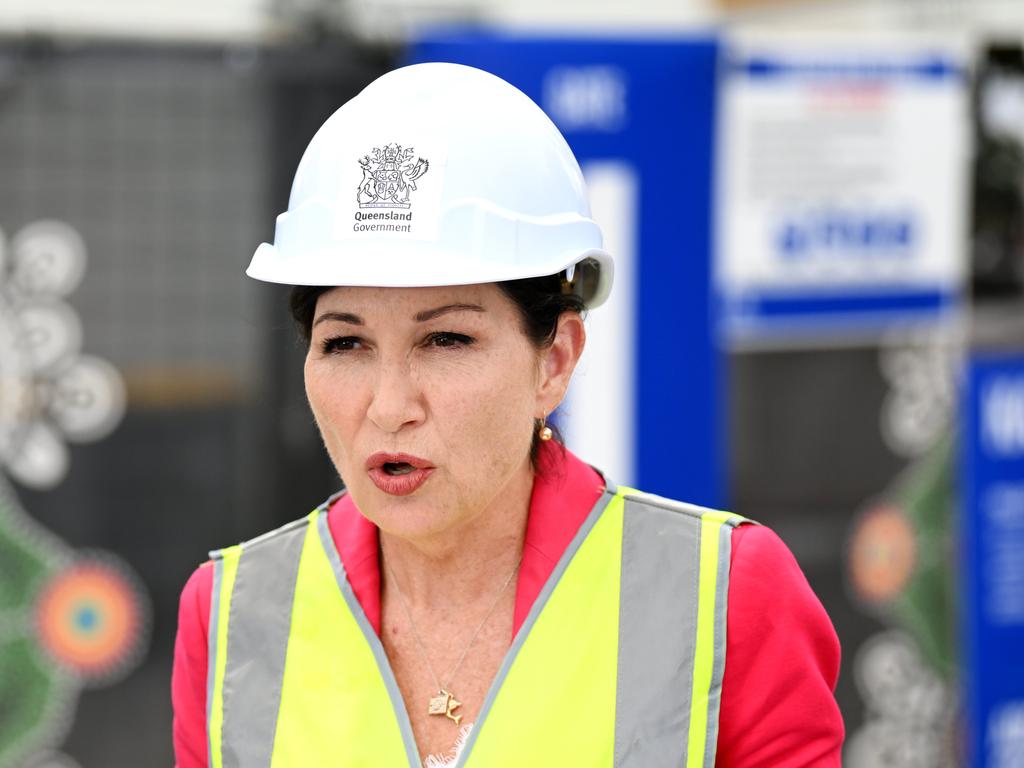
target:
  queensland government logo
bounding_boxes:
[354,144,429,234]
[357,144,429,209]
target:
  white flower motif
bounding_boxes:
[0,220,125,489]
[878,326,958,458]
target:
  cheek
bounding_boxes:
[430,350,537,468]
[304,358,363,466]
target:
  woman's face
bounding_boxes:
[304,283,582,544]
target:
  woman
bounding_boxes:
[173,62,844,767]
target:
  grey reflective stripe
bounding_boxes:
[207,558,223,767]
[218,518,308,768]
[454,486,618,768]
[315,511,422,768]
[614,493,702,767]
[702,518,736,768]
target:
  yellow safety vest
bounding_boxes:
[207,482,748,767]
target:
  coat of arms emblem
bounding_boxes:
[357,144,429,209]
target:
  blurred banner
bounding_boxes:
[408,33,725,509]
[962,344,1024,767]
[717,36,970,346]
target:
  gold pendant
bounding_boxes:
[428,689,463,725]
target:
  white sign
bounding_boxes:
[717,38,970,344]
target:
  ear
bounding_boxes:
[536,312,586,416]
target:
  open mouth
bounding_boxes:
[382,462,416,476]
[366,452,434,495]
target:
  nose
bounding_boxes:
[366,357,426,434]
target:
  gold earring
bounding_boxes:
[538,414,553,442]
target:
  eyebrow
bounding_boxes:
[313,311,363,327]
[312,303,486,328]
[414,303,486,322]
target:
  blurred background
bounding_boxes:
[0,0,1022,766]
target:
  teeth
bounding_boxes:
[383,462,415,476]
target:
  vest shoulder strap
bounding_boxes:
[206,505,326,768]
[208,515,311,563]
[615,485,750,768]
[616,484,754,529]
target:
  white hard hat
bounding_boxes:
[247,62,614,308]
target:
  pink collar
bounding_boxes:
[326,441,606,637]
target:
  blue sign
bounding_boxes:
[961,351,1024,767]
[407,32,724,508]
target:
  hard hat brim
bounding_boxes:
[247,242,614,309]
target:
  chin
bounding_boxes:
[351,485,456,538]
[374,505,461,542]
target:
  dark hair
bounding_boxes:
[289,274,585,469]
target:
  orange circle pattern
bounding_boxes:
[849,505,918,604]
[35,562,141,678]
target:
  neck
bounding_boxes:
[379,461,533,612]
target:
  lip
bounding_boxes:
[365,452,435,496]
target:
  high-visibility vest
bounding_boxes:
[207,482,749,768]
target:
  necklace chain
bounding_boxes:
[385,553,522,694]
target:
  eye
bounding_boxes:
[425,331,474,349]
[320,336,363,354]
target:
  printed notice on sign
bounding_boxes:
[716,37,970,344]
